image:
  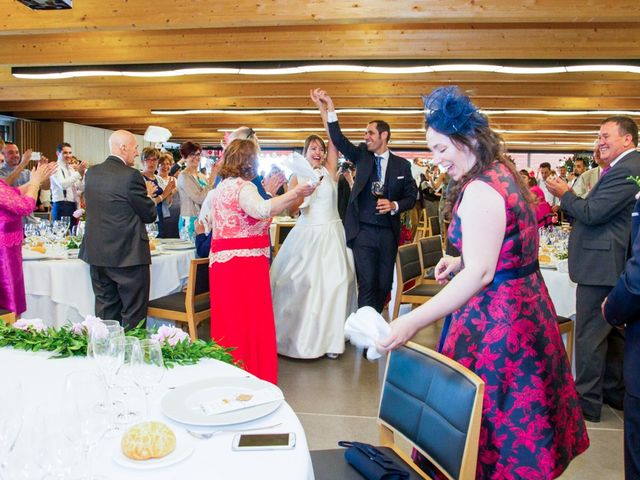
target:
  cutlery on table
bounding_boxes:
[186,422,283,440]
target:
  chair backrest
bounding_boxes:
[397,243,422,285]
[419,235,443,271]
[274,223,295,255]
[428,216,441,236]
[378,342,484,480]
[186,258,210,302]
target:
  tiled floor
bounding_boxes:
[277,321,625,479]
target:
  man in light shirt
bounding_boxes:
[50,142,86,226]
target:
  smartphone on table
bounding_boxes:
[232,433,296,451]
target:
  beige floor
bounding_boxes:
[277,322,625,480]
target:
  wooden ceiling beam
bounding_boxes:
[3,24,640,66]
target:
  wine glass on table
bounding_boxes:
[132,339,165,419]
[371,181,385,215]
[112,336,143,425]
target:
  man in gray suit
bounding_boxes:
[79,130,157,329]
[547,116,640,422]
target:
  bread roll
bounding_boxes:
[121,421,176,460]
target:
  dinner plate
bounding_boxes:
[112,432,194,470]
[162,243,194,251]
[22,248,49,260]
[161,377,284,426]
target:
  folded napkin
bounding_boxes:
[344,307,391,361]
[281,152,320,186]
[198,388,284,416]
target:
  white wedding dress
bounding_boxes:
[271,167,357,358]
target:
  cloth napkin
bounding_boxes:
[281,152,320,186]
[344,307,391,361]
[198,388,284,416]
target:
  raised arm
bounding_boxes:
[310,89,339,179]
[311,88,361,163]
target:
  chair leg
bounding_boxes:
[392,296,402,320]
[564,323,574,371]
[187,316,198,341]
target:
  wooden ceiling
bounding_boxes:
[2,0,640,151]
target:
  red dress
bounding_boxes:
[207,178,277,384]
[421,163,589,479]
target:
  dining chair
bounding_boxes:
[414,209,431,241]
[556,315,575,370]
[0,308,16,326]
[311,342,485,480]
[146,257,209,340]
[428,216,441,237]
[273,223,295,256]
[391,243,443,320]
[418,235,443,281]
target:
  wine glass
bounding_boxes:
[64,371,110,480]
[112,336,142,425]
[146,223,158,240]
[371,181,385,215]
[132,339,165,419]
[0,378,23,479]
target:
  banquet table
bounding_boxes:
[0,347,314,480]
[22,245,195,327]
[541,267,577,318]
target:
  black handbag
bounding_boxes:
[338,441,410,480]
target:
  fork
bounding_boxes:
[186,422,283,439]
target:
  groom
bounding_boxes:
[313,89,416,313]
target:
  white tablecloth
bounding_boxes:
[22,249,195,327]
[541,268,577,317]
[0,348,314,480]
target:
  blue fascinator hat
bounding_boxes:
[422,86,488,136]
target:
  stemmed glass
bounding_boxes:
[64,371,110,480]
[146,223,158,240]
[112,336,142,425]
[132,339,165,419]
[371,181,385,215]
[0,378,23,480]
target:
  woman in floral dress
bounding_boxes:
[380,87,589,478]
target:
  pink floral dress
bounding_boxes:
[0,181,35,314]
[423,162,589,479]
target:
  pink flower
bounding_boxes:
[14,318,47,333]
[71,323,85,335]
[151,326,189,346]
[82,315,108,339]
[72,208,84,219]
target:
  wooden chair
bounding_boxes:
[0,308,16,326]
[391,243,443,320]
[428,216,441,237]
[273,223,295,256]
[418,235,444,281]
[414,209,430,240]
[311,342,485,480]
[557,315,575,370]
[147,258,210,340]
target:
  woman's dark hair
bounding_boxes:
[303,135,326,158]
[142,147,160,162]
[179,141,202,159]
[219,139,258,180]
[427,122,534,217]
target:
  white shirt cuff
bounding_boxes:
[390,201,399,215]
[327,111,338,123]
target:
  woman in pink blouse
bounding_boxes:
[0,155,57,315]
[206,139,315,383]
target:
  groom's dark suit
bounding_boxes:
[561,148,640,420]
[328,120,416,312]
[79,155,157,328]
[605,197,640,479]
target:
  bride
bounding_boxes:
[271,132,357,359]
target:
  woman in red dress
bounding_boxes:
[380,87,588,478]
[206,139,315,383]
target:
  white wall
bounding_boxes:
[63,122,150,168]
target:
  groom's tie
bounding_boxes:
[374,156,383,182]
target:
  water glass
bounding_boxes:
[132,339,165,418]
[112,337,143,424]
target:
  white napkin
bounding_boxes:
[198,388,284,416]
[344,307,391,361]
[281,152,320,186]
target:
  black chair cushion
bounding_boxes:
[0,308,12,316]
[311,447,426,480]
[557,315,571,324]
[148,292,209,313]
[405,283,443,297]
[399,244,422,282]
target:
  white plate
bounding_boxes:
[150,250,162,256]
[22,248,49,260]
[161,377,284,426]
[162,243,194,251]
[539,262,557,270]
[112,431,194,470]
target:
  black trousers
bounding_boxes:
[52,201,78,227]
[352,224,397,313]
[89,264,150,330]
[575,284,625,418]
